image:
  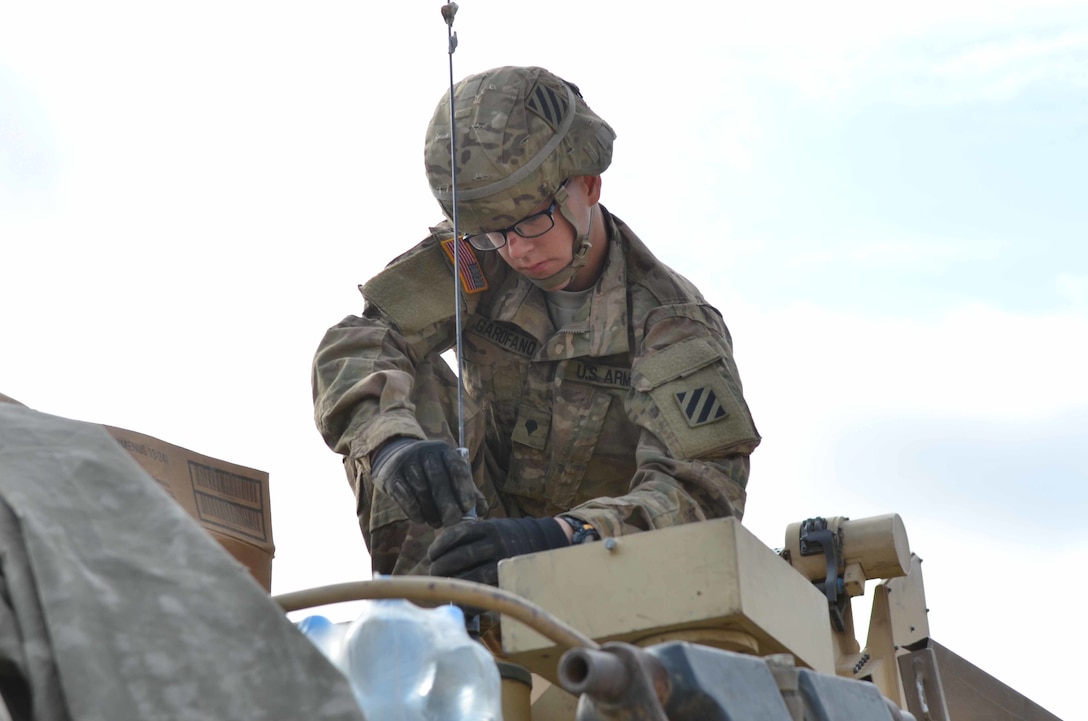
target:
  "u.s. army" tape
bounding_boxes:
[561,359,631,389]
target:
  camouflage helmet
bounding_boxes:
[424,66,616,234]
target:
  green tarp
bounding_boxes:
[0,404,365,721]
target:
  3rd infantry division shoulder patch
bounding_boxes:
[675,387,728,427]
[441,237,489,294]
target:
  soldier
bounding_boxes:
[312,66,759,587]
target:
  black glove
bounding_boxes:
[370,438,483,528]
[427,517,570,586]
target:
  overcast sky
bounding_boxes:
[2,2,1085,718]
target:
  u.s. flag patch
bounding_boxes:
[441,237,489,294]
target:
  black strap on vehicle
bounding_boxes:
[799,516,848,632]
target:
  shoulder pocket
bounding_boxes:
[361,239,481,335]
[630,338,759,458]
[632,337,721,390]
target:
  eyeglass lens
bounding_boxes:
[466,202,556,251]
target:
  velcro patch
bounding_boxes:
[525,80,569,132]
[632,337,759,457]
[512,405,551,450]
[469,317,539,357]
[441,237,489,294]
[674,387,728,427]
[564,360,632,389]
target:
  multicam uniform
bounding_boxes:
[312,208,760,576]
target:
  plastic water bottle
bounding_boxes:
[296,614,346,663]
[323,599,503,721]
[423,606,504,720]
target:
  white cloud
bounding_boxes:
[934,30,1088,80]
[696,2,1088,104]
[1056,272,1088,310]
[741,300,1088,422]
[783,235,1009,270]
[891,28,1088,105]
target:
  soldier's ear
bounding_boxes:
[573,175,602,205]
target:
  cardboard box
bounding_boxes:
[105,425,275,591]
[1,393,275,591]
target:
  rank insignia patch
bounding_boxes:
[441,237,489,294]
[675,387,728,428]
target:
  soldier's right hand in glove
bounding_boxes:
[369,438,484,528]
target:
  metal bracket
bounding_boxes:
[799,517,848,632]
[897,647,950,721]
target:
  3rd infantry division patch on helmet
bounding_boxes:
[424,66,617,236]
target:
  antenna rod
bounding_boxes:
[441,2,476,521]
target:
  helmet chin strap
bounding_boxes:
[528,186,595,291]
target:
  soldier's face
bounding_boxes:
[497,177,594,282]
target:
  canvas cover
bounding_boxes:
[0,403,365,721]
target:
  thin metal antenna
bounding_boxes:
[441,2,476,521]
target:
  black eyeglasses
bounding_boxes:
[463,197,560,251]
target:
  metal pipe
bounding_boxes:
[274,577,599,651]
[558,646,631,700]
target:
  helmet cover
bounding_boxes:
[424,66,616,234]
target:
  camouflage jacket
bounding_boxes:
[312,208,760,575]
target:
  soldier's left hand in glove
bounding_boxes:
[427,517,570,586]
